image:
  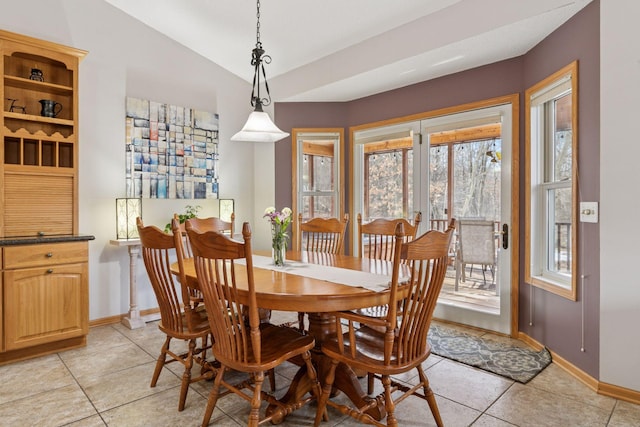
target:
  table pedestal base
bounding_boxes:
[268,312,386,424]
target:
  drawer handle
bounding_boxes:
[38,231,45,237]
[46,252,53,258]
[46,269,54,274]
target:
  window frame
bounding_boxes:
[291,128,344,251]
[525,61,578,300]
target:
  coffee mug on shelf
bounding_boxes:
[39,99,62,118]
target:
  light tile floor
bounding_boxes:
[1,312,639,427]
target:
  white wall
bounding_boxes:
[600,1,640,391]
[0,0,275,320]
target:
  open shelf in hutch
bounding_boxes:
[1,30,85,238]
[3,51,76,174]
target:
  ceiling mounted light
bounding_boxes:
[231,0,289,143]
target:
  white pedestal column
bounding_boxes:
[110,239,146,329]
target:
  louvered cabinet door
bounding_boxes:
[3,173,74,237]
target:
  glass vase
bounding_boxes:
[272,241,286,267]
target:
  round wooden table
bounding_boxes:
[172,250,398,422]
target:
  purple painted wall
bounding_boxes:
[520,2,600,377]
[275,2,600,377]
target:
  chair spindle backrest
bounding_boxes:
[297,213,349,254]
[386,219,455,366]
[186,221,260,367]
[357,212,422,261]
[137,217,194,332]
[175,213,235,258]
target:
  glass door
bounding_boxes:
[420,103,513,334]
[352,100,516,334]
[351,122,420,252]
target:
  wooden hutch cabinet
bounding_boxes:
[0,30,93,364]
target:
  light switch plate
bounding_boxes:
[580,202,598,223]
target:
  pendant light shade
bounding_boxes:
[232,0,289,143]
[231,106,289,143]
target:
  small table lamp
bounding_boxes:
[116,198,142,239]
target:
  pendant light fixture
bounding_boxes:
[231,0,289,143]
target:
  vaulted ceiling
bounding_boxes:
[105,0,593,102]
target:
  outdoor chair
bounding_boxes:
[136,217,213,412]
[314,220,455,427]
[454,219,497,293]
[187,221,323,427]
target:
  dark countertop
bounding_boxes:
[0,234,95,246]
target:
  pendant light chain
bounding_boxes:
[256,0,261,47]
[250,0,272,109]
[231,0,289,142]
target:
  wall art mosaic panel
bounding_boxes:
[125,97,219,199]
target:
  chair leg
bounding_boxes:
[481,265,487,286]
[151,335,171,387]
[301,351,327,421]
[178,338,196,411]
[314,358,339,427]
[417,365,443,427]
[248,372,264,427]
[382,375,398,427]
[268,368,276,392]
[200,334,212,376]
[202,366,226,427]
[367,372,375,395]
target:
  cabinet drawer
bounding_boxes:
[3,242,87,269]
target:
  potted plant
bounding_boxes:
[164,204,201,232]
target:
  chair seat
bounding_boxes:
[352,305,388,318]
[216,323,315,372]
[322,325,430,376]
[158,309,210,339]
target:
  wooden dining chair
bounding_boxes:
[136,217,213,412]
[296,213,349,254]
[295,213,349,331]
[314,219,455,427]
[186,221,324,427]
[357,212,422,261]
[177,213,235,258]
[172,215,235,308]
[355,212,423,325]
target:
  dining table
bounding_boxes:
[171,250,407,424]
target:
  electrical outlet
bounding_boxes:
[580,202,598,223]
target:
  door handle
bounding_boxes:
[502,224,509,249]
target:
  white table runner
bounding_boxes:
[240,255,392,292]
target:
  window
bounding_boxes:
[292,129,344,248]
[363,141,413,219]
[525,61,578,300]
